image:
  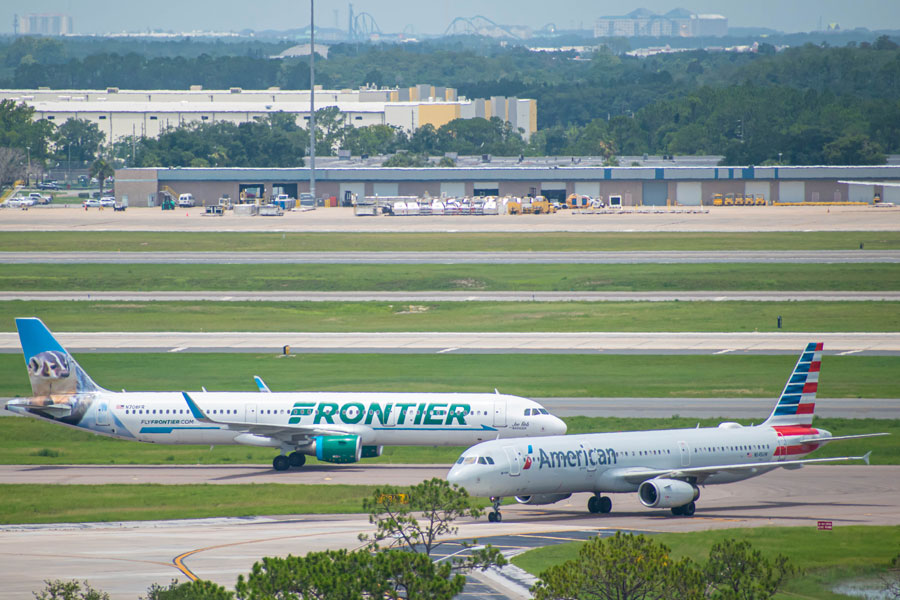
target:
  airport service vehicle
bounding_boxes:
[177,193,195,208]
[27,192,51,205]
[7,318,567,471]
[448,343,885,522]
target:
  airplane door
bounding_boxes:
[245,404,258,423]
[678,441,690,467]
[96,402,110,426]
[493,397,508,427]
[504,446,521,476]
[584,444,597,472]
[383,405,397,427]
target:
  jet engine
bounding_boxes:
[638,478,698,508]
[360,445,383,458]
[314,435,361,464]
[514,493,572,505]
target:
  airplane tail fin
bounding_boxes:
[762,342,822,427]
[16,318,104,397]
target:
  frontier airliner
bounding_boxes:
[448,343,885,522]
[7,318,566,470]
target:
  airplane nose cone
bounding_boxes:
[550,415,567,435]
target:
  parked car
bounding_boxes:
[99,196,116,207]
[4,197,35,208]
[83,198,101,208]
[37,181,59,191]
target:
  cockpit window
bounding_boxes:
[477,456,487,464]
[455,456,465,464]
[524,408,532,416]
[539,408,549,415]
[486,456,495,464]
[462,456,477,465]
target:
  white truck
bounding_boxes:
[177,193,195,208]
[27,192,51,205]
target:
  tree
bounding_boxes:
[822,133,886,165]
[34,580,109,600]
[532,532,701,600]
[358,477,505,572]
[54,118,106,164]
[234,548,466,600]
[382,151,428,167]
[143,579,233,600]
[0,147,26,187]
[89,158,114,197]
[703,539,794,600]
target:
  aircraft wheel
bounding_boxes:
[671,505,683,516]
[288,452,306,468]
[488,511,501,523]
[273,455,290,471]
[599,496,612,514]
[682,501,696,517]
[587,496,601,514]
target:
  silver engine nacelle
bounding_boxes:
[638,478,699,508]
[514,493,572,505]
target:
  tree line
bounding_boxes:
[2,37,899,174]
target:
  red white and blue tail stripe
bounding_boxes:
[762,343,822,427]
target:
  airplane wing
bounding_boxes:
[181,392,369,444]
[615,452,873,485]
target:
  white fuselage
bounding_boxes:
[448,423,831,497]
[9,390,567,449]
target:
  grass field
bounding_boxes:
[3,231,900,252]
[2,262,898,291]
[2,300,899,333]
[3,416,896,466]
[2,353,899,399]
[0,483,387,524]
[512,526,900,600]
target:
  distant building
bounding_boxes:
[0,85,537,144]
[594,8,726,38]
[20,13,73,36]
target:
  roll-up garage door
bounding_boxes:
[675,182,701,206]
[642,182,668,206]
[779,182,805,203]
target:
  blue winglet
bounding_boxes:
[183,392,210,422]
[254,376,271,393]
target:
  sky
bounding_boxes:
[3,0,900,36]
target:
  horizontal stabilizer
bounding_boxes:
[823,433,890,442]
[20,403,73,418]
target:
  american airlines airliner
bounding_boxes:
[7,318,566,471]
[448,343,885,522]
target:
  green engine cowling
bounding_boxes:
[315,435,361,464]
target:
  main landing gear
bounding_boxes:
[273,451,307,471]
[487,497,503,522]
[587,494,612,514]
[671,501,696,516]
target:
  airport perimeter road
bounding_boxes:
[2,466,897,600]
[1,205,898,232]
[3,250,900,264]
[3,291,899,302]
[1,331,898,354]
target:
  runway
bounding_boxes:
[1,331,898,354]
[2,291,898,302]
[2,250,899,264]
[1,466,897,599]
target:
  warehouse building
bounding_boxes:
[1,85,537,143]
[114,163,900,208]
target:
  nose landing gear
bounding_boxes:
[487,497,503,522]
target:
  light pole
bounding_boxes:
[309,0,316,204]
[25,146,31,187]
